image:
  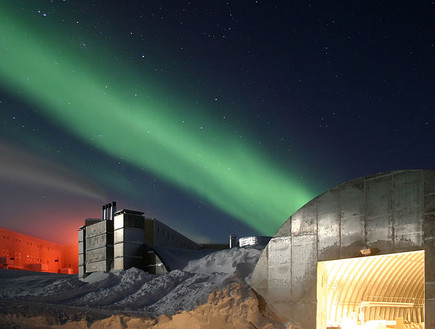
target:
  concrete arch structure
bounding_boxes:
[250,170,435,329]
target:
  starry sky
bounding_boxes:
[0,1,434,245]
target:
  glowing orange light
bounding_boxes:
[0,227,78,274]
[317,251,425,329]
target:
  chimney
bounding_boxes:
[105,203,110,220]
[101,205,105,221]
[111,201,117,220]
[108,203,112,221]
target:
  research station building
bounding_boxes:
[79,203,200,278]
[0,227,77,273]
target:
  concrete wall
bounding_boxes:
[250,170,435,329]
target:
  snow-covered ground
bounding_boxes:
[0,246,263,316]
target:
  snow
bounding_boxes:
[184,246,262,276]
[81,271,110,283]
[0,246,264,317]
[153,246,217,270]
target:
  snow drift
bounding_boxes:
[0,246,287,328]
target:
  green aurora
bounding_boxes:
[0,5,315,234]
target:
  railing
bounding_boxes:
[359,296,424,325]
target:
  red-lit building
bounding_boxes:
[0,227,78,274]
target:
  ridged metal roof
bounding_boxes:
[319,250,424,325]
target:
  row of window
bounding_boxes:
[25,255,45,263]
[2,249,56,264]
[2,235,51,250]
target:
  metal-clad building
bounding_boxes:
[250,170,435,329]
[79,204,200,278]
[238,236,271,247]
[84,220,113,273]
[145,219,200,250]
[113,209,146,272]
[78,226,85,277]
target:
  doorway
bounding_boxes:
[317,250,424,329]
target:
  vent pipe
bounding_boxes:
[111,201,117,220]
[105,203,110,220]
[108,203,112,221]
[101,202,117,220]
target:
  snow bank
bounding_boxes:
[0,246,264,317]
[81,271,110,283]
[152,246,216,270]
[184,246,262,276]
[0,271,85,298]
[0,282,288,329]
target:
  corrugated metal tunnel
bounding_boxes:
[317,250,424,328]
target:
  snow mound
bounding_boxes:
[0,246,264,316]
[184,246,263,276]
[81,270,110,283]
[152,246,216,270]
[0,271,85,298]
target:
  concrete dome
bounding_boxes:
[250,170,435,329]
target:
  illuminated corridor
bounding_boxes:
[317,251,424,329]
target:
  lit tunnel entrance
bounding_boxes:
[317,250,425,329]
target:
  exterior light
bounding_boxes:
[360,248,378,256]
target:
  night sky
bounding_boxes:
[0,1,434,245]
